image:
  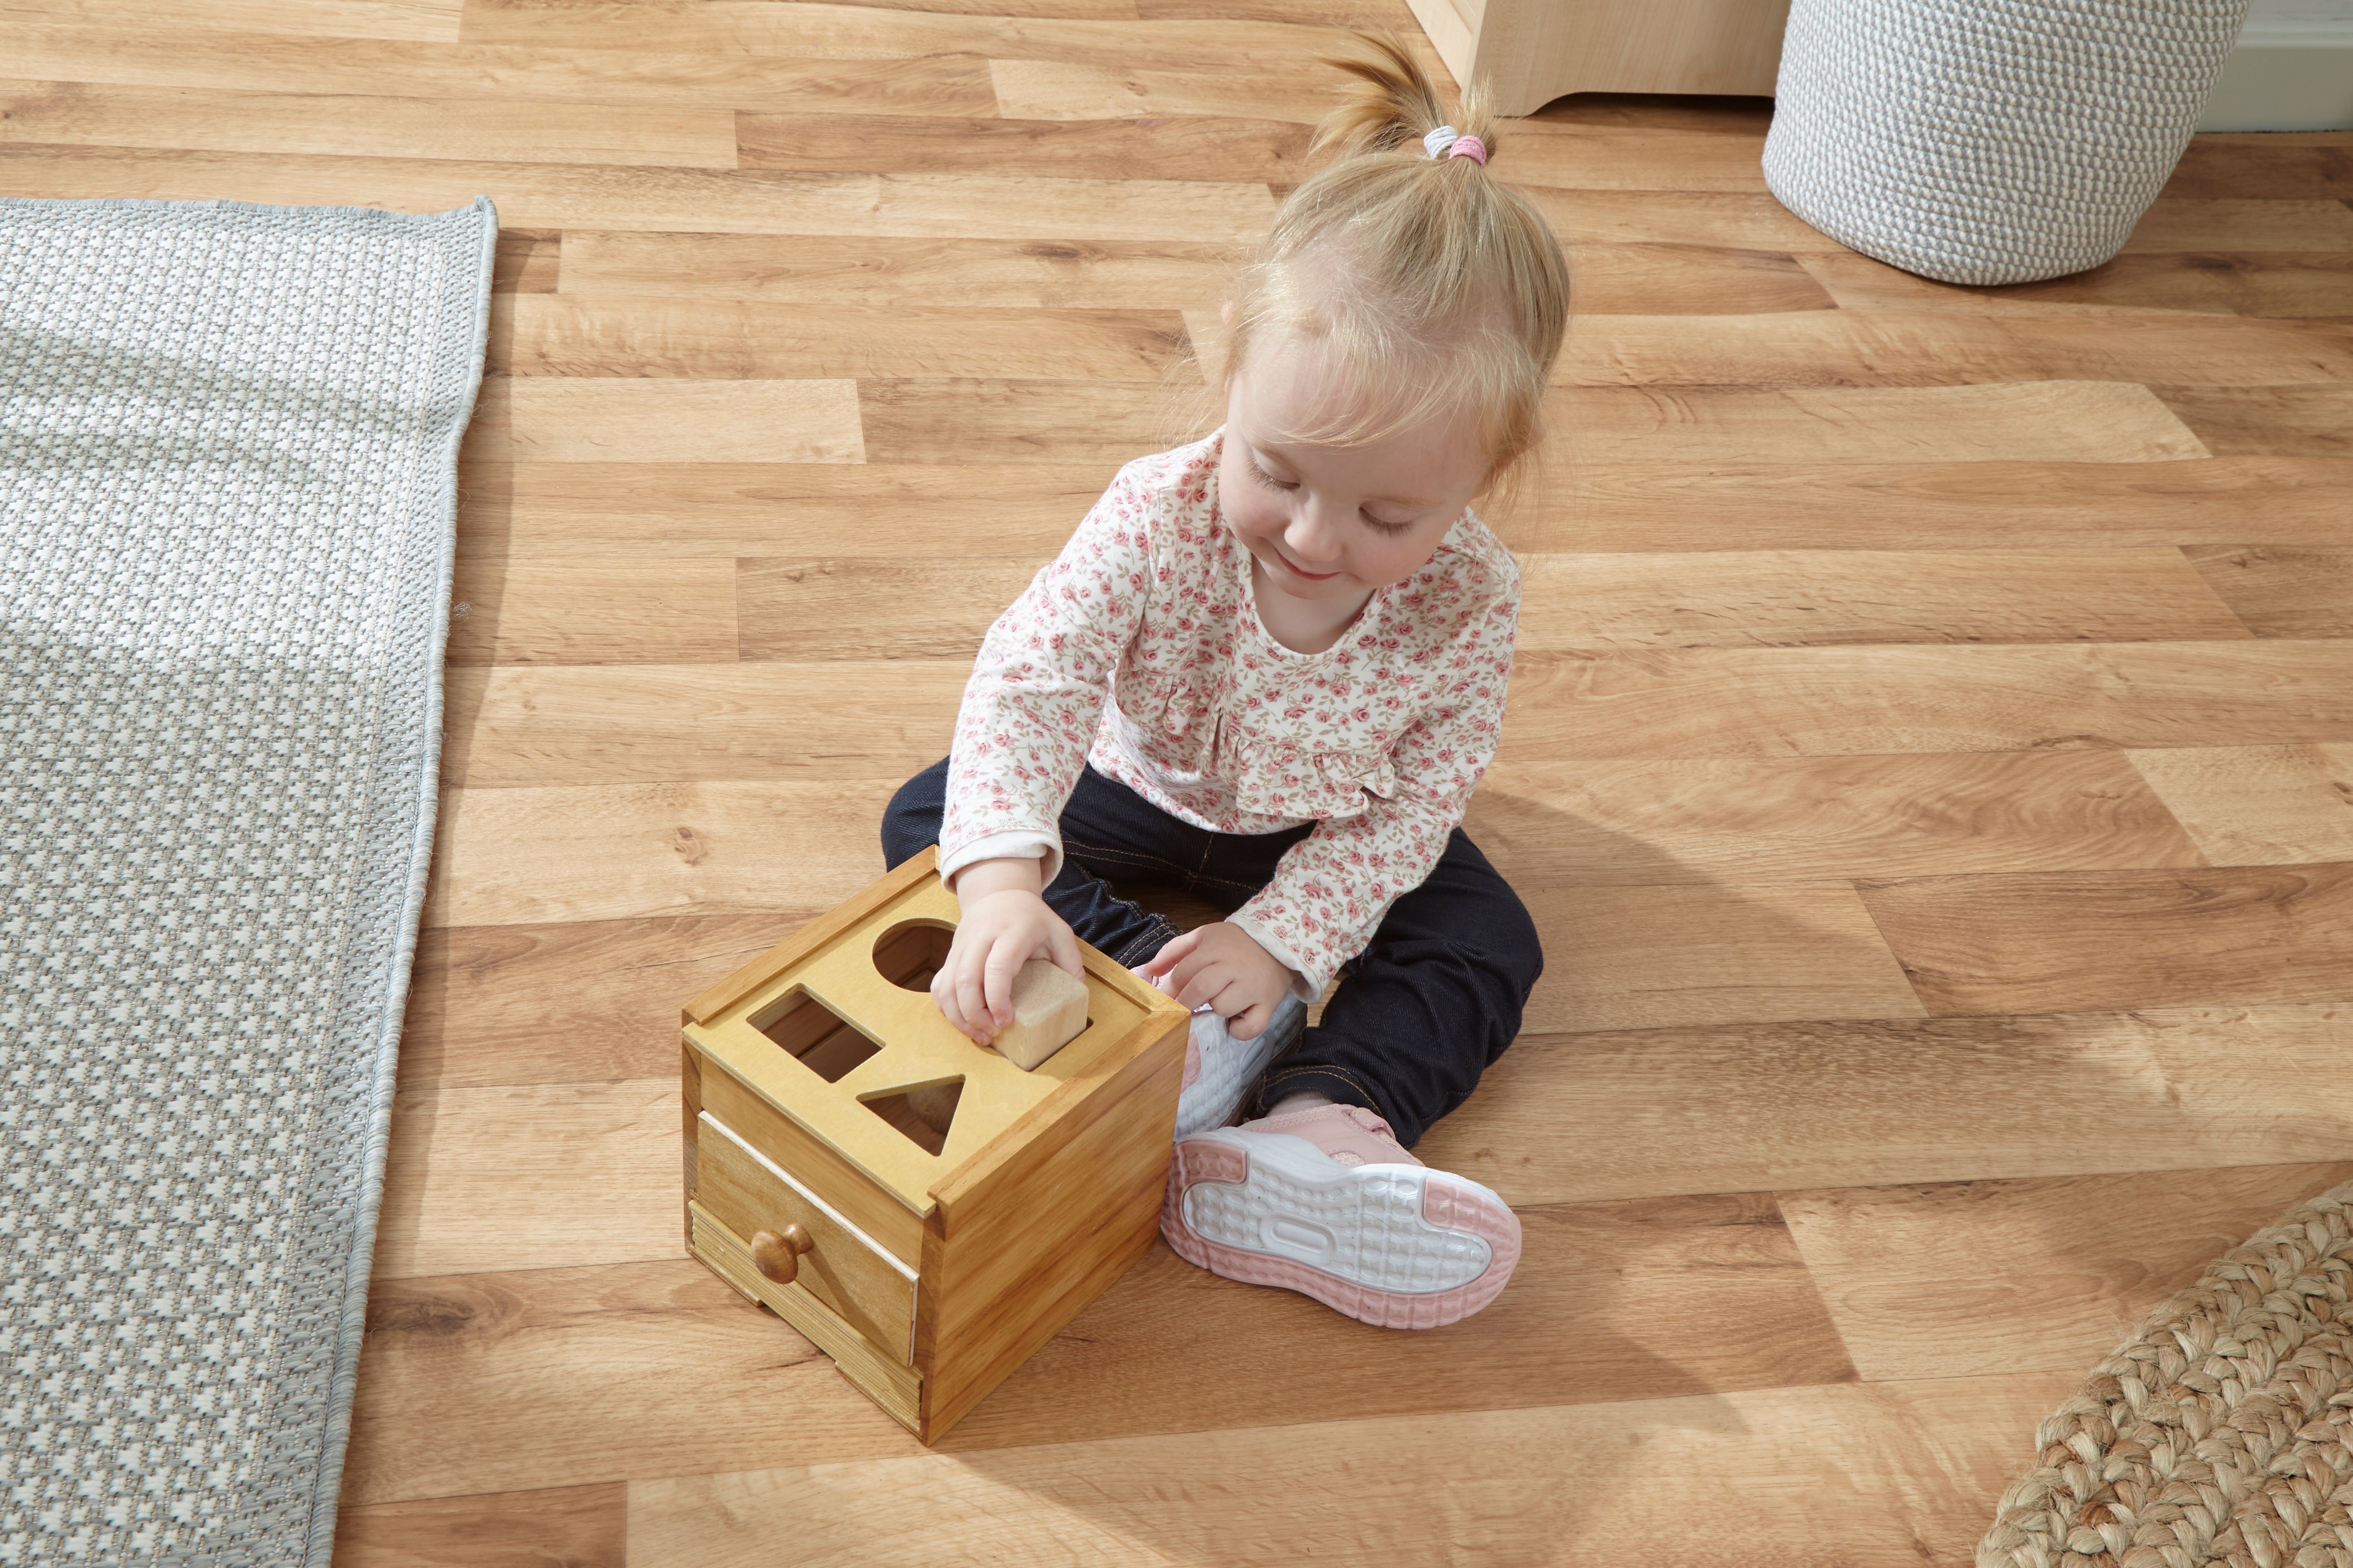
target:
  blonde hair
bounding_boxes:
[1201,31,1571,507]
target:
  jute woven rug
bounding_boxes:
[1979,1181,2353,1568]
[0,195,494,1566]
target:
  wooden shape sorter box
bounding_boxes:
[680,846,1192,1444]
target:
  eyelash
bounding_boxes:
[1247,459,1414,536]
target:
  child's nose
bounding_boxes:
[1286,501,1346,566]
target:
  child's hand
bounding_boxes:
[1142,922,1298,1041]
[937,859,1083,1046]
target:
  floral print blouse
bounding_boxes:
[939,427,1521,997]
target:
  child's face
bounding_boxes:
[1217,326,1491,605]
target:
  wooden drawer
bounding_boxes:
[692,1111,918,1365]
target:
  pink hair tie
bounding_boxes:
[1422,125,1489,166]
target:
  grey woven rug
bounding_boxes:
[0,195,494,1566]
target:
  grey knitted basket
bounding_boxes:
[1761,0,2256,285]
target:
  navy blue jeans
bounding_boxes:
[880,759,1543,1147]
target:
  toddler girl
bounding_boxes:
[880,31,1568,1330]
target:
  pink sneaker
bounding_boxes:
[1160,1103,1522,1329]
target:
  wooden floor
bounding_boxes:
[8,1,2352,1561]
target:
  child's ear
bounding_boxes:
[1219,300,1235,328]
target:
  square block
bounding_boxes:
[680,846,1191,1444]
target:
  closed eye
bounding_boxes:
[1248,459,1295,491]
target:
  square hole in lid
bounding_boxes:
[750,988,880,1084]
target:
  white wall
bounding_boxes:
[2199,0,2353,130]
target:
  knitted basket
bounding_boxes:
[1761,0,2256,285]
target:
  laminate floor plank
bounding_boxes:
[1537,381,2211,464]
[465,377,865,464]
[1526,189,2353,257]
[2,0,463,42]
[739,109,1313,184]
[1514,877,1925,1036]
[2123,743,2353,865]
[625,1373,2077,1568]
[343,1261,926,1506]
[2126,196,2353,251]
[1507,457,2353,553]
[1463,750,2206,889]
[0,144,1281,241]
[1514,548,2253,650]
[1566,240,1841,316]
[1799,249,2353,321]
[2152,383,2353,456]
[1413,1004,2353,1206]
[2164,135,2353,200]
[2181,545,2353,637]
[457,0,1355,69]
[1855,860,2353,1017]
[1779,1162,2353,1381]
[401,914,807,1092]
[737,558,1042,661]
[471,461,1110,559]
[446,559,739,666]
[0,77,738,166]
[332,1482,625,1568]
[426,779,899,926]
[492,226,557,292]
[1551,312,2353,389]
[1498,641,2353,760]
[375,1078,684,1279]
[440,664,965,789]
[859,377,1188,464]
[933,1192,1856,1452]
[988,56,1336,124]
[3,24,1003,114]
[497,294,1189,382]
[556,230,1235,311]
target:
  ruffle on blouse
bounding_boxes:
[1115,673,1397,821]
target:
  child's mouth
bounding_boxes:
[1274,550,1341,582]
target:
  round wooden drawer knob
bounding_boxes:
[749,1224,815,1285]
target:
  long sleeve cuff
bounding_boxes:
[1225,910,1323,1001]
[938,828,1061,892]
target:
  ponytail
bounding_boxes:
[1211,30,1571,504]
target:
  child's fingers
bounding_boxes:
[983,938,1025,1028]
[1047,922,1084,978]
[1140,930,1198,978]
[1229,1000,1270,1041]
[954,945,996,1042]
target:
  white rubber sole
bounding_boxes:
[1161,1127,1523,1328]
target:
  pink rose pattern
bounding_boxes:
[941,428,1521,994]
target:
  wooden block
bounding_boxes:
[993,960,1090,1070]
